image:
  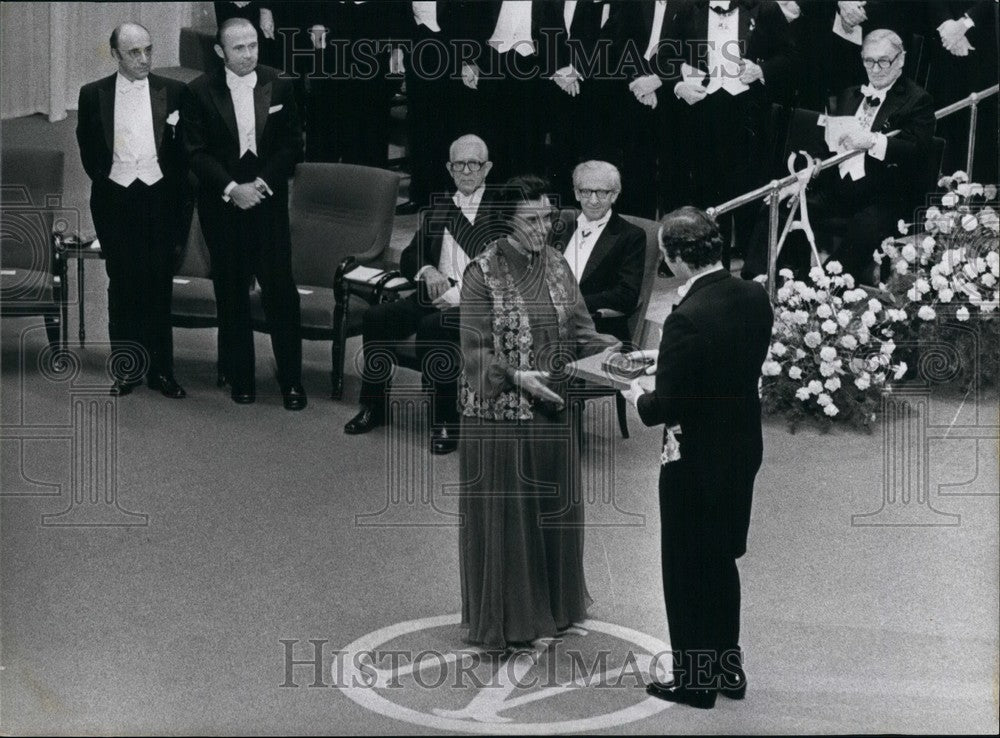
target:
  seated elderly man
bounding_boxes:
[549,161,646,343]
[344,134,502,455]
[743,29,935,284]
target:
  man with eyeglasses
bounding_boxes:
[550,161,646,343]
[345,135,503,454]
[793,1,915,111]
[743,28,935,283]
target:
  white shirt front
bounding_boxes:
[837,82,890,179]
[489,0,535,56]
[564,0,578,32]
[706,3,745,95]
[412,1,440,32]
[565,210,612,282]
[109,73,163,187]
[645,0,669,61]
[420,186,485,306]
[226,67,257,158]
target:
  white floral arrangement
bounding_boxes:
[758,261,909,431]
[874,172,1000,385]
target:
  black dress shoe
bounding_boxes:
[645,681,717,709]
[395,200,421,216]
[231,388,255,404]
[109,378,141,397]
[719,669,746,700]
[431,426,458,455]
[282,384,307,411]
[147,373,186,399]
[344,406,384,434]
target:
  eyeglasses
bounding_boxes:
[449,160,485,173]
[861,51,902,70]
[576,188,615,200]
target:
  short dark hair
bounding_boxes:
[658,206,724,269]
[216,16,256,47]
[495,174,552,228]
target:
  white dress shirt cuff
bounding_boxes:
[222,180,238,203]
[869,132,888,161]
[415,265,435,281]
[961,14,975,30]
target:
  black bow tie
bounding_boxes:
[710,2,737,14]
[863,95,882,108]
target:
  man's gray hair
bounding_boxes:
[572,160,621,191]
[862,28,905,54]
[449,134,489,162]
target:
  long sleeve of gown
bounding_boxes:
[460,261,511,401]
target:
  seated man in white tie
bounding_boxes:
[549,161,646,344]
[742,29,935,284]
[344,135,504,455]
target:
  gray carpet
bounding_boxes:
[1,113,998,735]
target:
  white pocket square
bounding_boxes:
[166,110,179,126]
[268,104,283,114]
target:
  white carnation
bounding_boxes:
[854,374,871,390]
[823,403,840,417]
[819,346,837,362]
[807,380,823,395]
[956,306,970,321]
[821,319,838,334]
[816,393,832,407]
[795,387,811,401]
[824,377,842,392]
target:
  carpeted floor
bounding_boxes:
[1,113,998,735]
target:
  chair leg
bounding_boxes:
[330,302,349,401]
[615,391,630,439]
[43,314,62,349]
[215,329,226,387]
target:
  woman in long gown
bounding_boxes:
[457,175,619,649]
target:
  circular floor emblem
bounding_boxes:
[338,613,673,734]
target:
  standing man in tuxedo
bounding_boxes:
[623,206,773,709]
[543,0,618,201]
[345,134,501,454]
[608,0,684,218]
[183,17,306,409]
[665,0,794,262]
[76,22,188,398]
[550,160,646,342]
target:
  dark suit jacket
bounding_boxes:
[817,76,936,204]
[637,270,773,558]
[76,72,189,245]
[182,64,303,200]
[398,188,505,282]
[608,0,682,82]
[663,0,795,95]
[550,209,645,339]
[76,72,187,186]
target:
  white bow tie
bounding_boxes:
[118,79,148,95]
[860,84,886,102]
[226,71,257,91]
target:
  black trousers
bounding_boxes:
[305,52,394,167]
[405,27,468,205]
[198,175,302,393]
[659,460,743,689]
[90,178,176,381]
[475,48,545,183]
[359,295,461,428]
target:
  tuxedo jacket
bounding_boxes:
[398,188,505,282]
[637,270,773,558]
[663,0,795,96]
[76,72,187,187]
[76,73,189,248]
[926,0,999,92]
[182,64,303,202]
[549,209,646,323]
[608,0,683,82]
[818,76,936,202]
